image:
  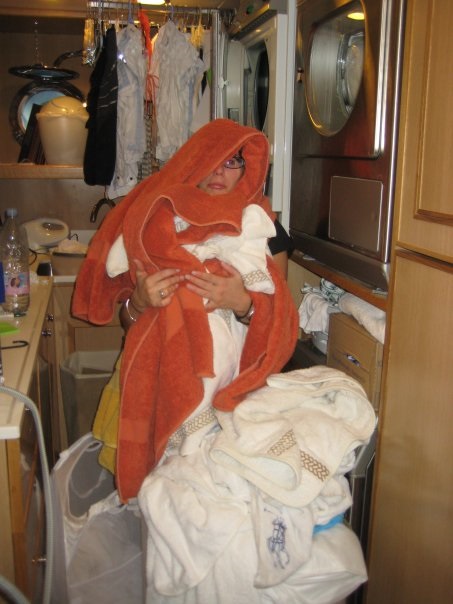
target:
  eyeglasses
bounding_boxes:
[223,154,245,170]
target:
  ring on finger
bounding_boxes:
[159,288,167,299]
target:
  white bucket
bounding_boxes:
[37,96,88,165]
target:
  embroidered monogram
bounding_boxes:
[267,516,290,569]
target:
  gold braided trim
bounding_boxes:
[243,269,271,289]
[300,450,329,481]
[168,407,218,448]
[268,430,298,456]
[267,430,329,482]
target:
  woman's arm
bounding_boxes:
[272,250,288,278]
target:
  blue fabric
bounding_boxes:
[313,514,344,534]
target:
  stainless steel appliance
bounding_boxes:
[222,0,295,212]
[290,0,406,290]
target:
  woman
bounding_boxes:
[121,149,293,328]
[73,119,298,502]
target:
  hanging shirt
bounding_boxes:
[84,26,118,186]
[107,24,147,199]
[150,20,206,162]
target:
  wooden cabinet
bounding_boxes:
[366,252,453,603]
[1,399,45,604]
[366,1,453,602]
[327,313,383,412]
[0,316,52,603]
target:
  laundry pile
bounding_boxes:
[138,366,376,603]
[51,366,375,604]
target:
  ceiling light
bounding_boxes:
[139,0,166,5]
[347,12,365,20]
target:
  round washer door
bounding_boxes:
[305,0,365,136]
[9,80,85,144]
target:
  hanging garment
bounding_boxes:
[190,29,212,134]
[150,20,207,162]
[107,24,147,198]
[84,26,118,186]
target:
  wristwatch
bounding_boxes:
[234,301,255,326]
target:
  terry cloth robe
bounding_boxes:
[72,119,299,502]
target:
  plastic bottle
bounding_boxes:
[0,208,30,315]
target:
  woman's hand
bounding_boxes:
[184,261,251,315]
[131,259,183,310]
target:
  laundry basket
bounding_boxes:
[50,433,144,604]
[60,350,119,445]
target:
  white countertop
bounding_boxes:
[0,275,52,439]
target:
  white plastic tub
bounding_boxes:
[36,96,88,165]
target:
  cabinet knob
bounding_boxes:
[41,328,52,337]
[46,313,55,321]
[32,555,47,565]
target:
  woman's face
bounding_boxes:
[198,156,244,196]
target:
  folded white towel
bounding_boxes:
[299,292,338,334]
[211,367,376,507]
[338,293,386,344]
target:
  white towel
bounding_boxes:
[182,204,276,294]
[338,293,386,344]
[138,439,250,597]
[211,367,376,507]
[299,292,338,333]
[142,521,367,603]
[105,204,275,295]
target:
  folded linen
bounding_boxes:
[299,292,339,334]
[211,366,376,507]
[338,293,386,344]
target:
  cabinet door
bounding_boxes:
[366,251,453,602]
[394,0,453,261]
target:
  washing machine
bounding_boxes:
[222,0,296,212]
[290,0,406,290]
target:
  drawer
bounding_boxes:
[327,313,383,411]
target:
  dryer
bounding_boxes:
[221,1,296,213]
[290,0,406,290]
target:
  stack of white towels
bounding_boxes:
[138,366,377,604]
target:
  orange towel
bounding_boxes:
[73,119,298,502]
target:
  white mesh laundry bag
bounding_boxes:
[50,433,144,604]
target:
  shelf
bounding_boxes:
[291,249,388,311]
[0,164,84,179]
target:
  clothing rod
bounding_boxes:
[87,2,223,16]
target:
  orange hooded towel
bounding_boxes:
[72,119,299,501]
